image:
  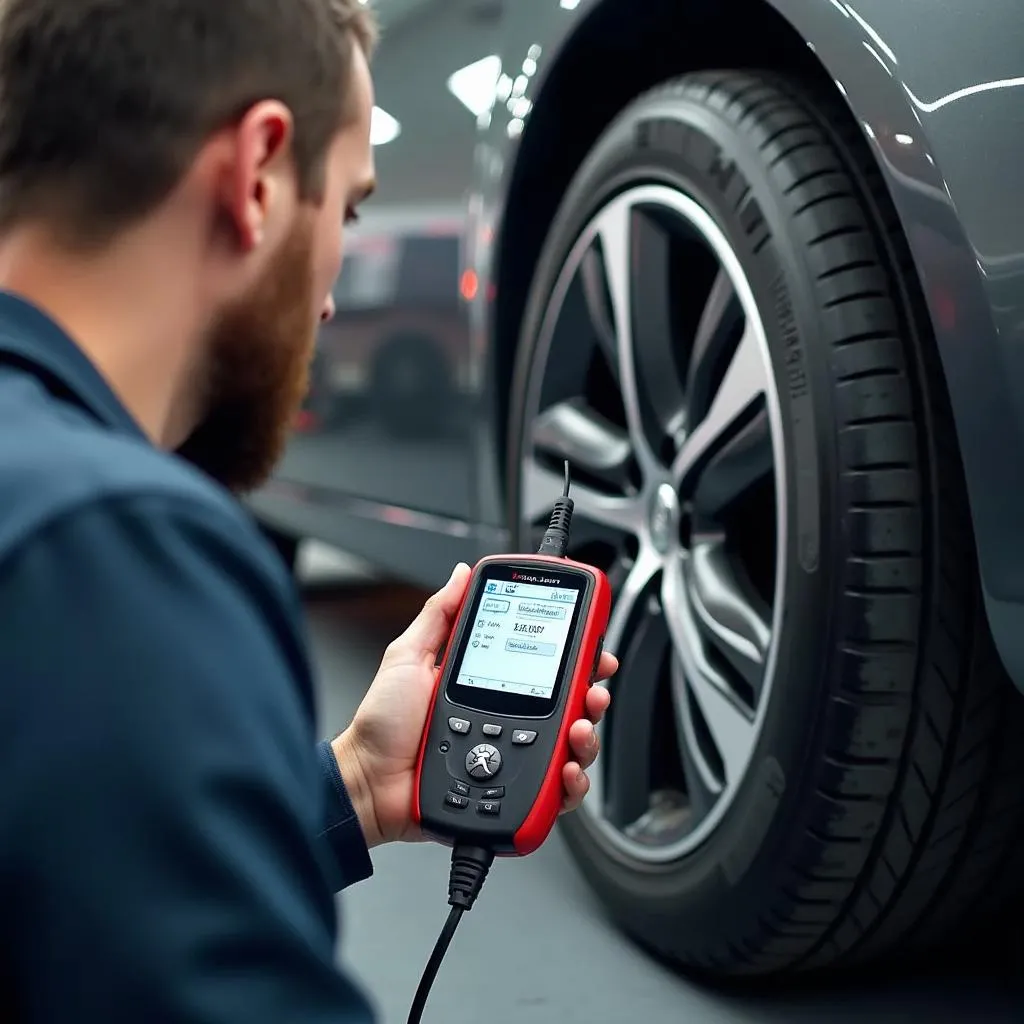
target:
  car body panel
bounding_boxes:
[763,0,1024,686]
[251,0,1024,686]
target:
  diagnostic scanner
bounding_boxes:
[406,462,611,1023]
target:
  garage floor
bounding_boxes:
[300,546,1024,1024]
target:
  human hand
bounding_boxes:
[332,562,618,847]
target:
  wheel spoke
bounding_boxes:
[589,543,662,814]
[532,399,632,491]
[630,210,687,438]
[522,458,644,537]
[520,183,784,861]
[579,246,619,380]
[670,656,722,817]
[663,559,757,787]
[688,538,770,697]
[691,405,773,519]
[673,320,768,494]
[685,268,744,422]
[603,543,663,658]
[593,201,658,476]
[601,601,670,829]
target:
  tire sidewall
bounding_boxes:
[507,80,843,955]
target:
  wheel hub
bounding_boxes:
[647,482,679,555]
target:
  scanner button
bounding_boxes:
[480,786,505,800]
[449,780,470,797]
[511,730,538,746]
[481,723,503,737]
[477,800,501,816]
[465,743,502,780]
[444,793,469,810]
[448,717,471,735]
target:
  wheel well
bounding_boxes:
[491,0,851,486]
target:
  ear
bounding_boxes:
[216,100,296,253]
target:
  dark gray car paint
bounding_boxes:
[249,0,1024,691]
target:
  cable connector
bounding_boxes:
[447,843,495,911]
[536,460,574,559]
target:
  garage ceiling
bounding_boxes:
[361,0,504,213]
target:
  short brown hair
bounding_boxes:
[0,0,378,248]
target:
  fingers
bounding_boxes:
[596,650,618,681]
[561,761,590,814]
[386,562,471,663]
[562,682,613,813]
[569,717,600,772]
[584,685,611,724]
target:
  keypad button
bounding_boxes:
[481,723,503,737]
[444,792,469,810]
[448,717,471,735]
[449,779,470,797]
[480,786,505,800]
[511,730,538,745]
[477,800,501,816]
[465,743,502,780]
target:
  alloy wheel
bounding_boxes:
[518,184,787,863]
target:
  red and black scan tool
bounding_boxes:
[413,462,611,857]
[406,462,610,1024]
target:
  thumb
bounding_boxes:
[392,562,472,660]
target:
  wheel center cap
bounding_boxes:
[648,482,679,555]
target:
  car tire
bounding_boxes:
[507,70,1024,978]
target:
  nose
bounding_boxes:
[321,294,336,323]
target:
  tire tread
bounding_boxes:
[640,71,1024,976]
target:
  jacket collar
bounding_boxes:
[0,289,147,440]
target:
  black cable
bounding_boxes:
[407,844,495,1024]
[406,905,463,1024]
[536,460,574,559]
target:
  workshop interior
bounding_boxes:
[248,0,1024,1020]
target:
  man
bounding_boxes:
[0,1,617,1021]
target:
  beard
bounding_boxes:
[176,215,318,495]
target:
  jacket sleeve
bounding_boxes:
[0,491,376,1023]
[317,738,375,891]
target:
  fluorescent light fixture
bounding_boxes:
[447,54,502,118]
[370,106,400,146]
[560,0,581,9]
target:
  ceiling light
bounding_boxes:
[370,106,400,146]
[560,0,581,9]
[447,54,502,118]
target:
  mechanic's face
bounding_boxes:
[178,47,376,494]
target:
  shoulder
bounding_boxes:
[0,402,288,597]
[0,411,317,747]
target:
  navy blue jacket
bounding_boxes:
[0,292,377,1021]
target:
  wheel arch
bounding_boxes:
[491,0,1023,689]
